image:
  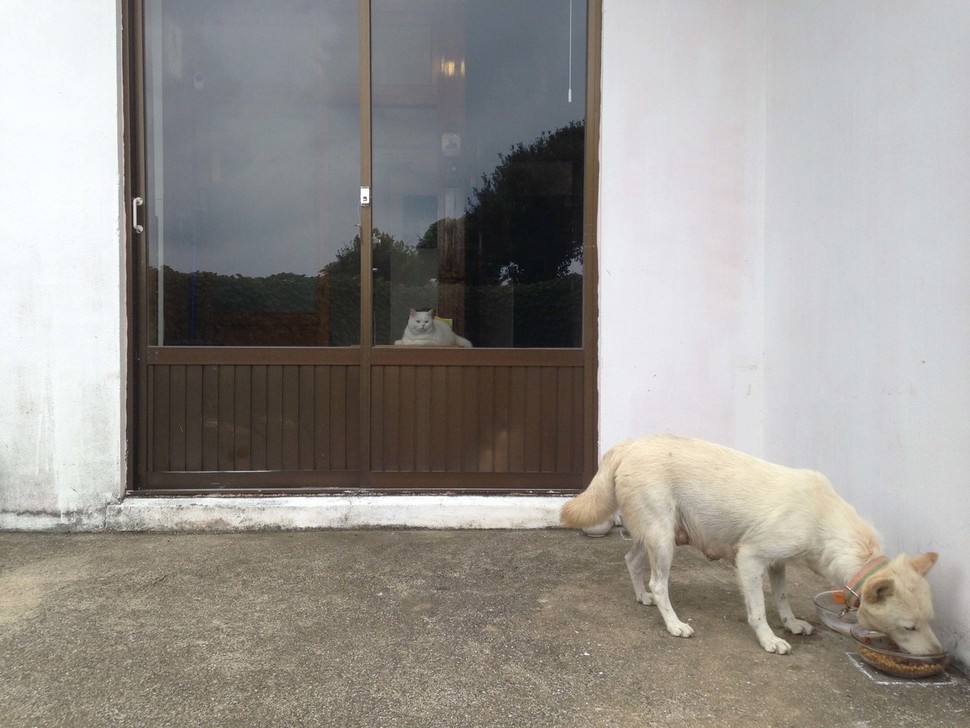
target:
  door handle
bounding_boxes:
[132,196,145,234]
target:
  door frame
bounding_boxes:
[122,0,600,496]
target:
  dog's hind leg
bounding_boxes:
[625,544,653,605]
[768,563,814,636]
[736,548,791,654]
[644,536,694,638]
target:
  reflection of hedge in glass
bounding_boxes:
[456,278,578,348]
[156,266,360,347]
[209,273,316,313]
[157,266,579,348]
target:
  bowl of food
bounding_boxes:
[850,625,949,678]
[813,590,857,635]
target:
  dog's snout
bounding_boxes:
[893,626,943,656]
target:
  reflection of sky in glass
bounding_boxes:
[146,0,586,276]
[146,0,360,278]
[463,1,586,185]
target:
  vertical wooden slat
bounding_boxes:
[218,365,235,470]
[202,365,219,470]
[461,367,479,472]
[383,366,400,471]
[185,365,203,470]
[314,366,332,470]
[146,366,155,474]
[266,365,283,470]
[572,367,585,475]
[282,366,300,470]
[299,365,315,470]
[235,366,252,471]
[478,366,494,472]
[399,366,416,472]
[508,366,526,472]
[430,366,448,471]
[251,365,268,470]
[524,367,541,472]
[332,365,348,470]
[493,366,510,473]
[414,366,432,472]
[540,367,558,472]
[154,365,170,471]
[346,366,360,470]
[169,364,186,470]
[446,367,462,472]
[557,367,573,473]
[369,366,383,471]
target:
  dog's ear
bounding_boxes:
[861,575,895,604]
[911,552,938,575]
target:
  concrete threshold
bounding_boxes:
[104,495,571,531]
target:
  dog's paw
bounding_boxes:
[666,621,694,638]
[784,618,814,636]
[760,635,792,654]
[635,590,655,606]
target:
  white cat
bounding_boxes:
[395,309,473,347]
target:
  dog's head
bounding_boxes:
[856,552,942,655]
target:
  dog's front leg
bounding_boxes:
[625,545,653,605]
[736,549,791,654]
[645,540,694,638]
[767,563,814,636]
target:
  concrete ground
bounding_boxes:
[1,529,967,728]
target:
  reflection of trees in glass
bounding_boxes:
[324,229,427,286]
[462,121,585,347]
[324,229,435,344]
[465,121,584,286]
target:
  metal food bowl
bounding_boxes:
[850,625,949,679]
[812,590,857,635]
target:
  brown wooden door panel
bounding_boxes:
[143,357,586,492]
[369,363,584,478]
[148,363,361,476]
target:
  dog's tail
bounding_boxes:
[560,445,622,528]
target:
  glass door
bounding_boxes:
[371,0,586,349]
[128,0,598,493]
[364,0,594,491]
[143,0,361,348]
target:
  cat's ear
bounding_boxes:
[409,308,417,317]
[429,309,436,318]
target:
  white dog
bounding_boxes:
[561,434,942,655]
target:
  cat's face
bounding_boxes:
[409,309,435,334]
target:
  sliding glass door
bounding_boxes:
[126,0,599,493]
[143,0,361,348]
[371,0,586,349]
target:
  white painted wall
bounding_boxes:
[597,0,766,454]
[597,0,970,670]
[763,0,970,669]
[0,1,125,529]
